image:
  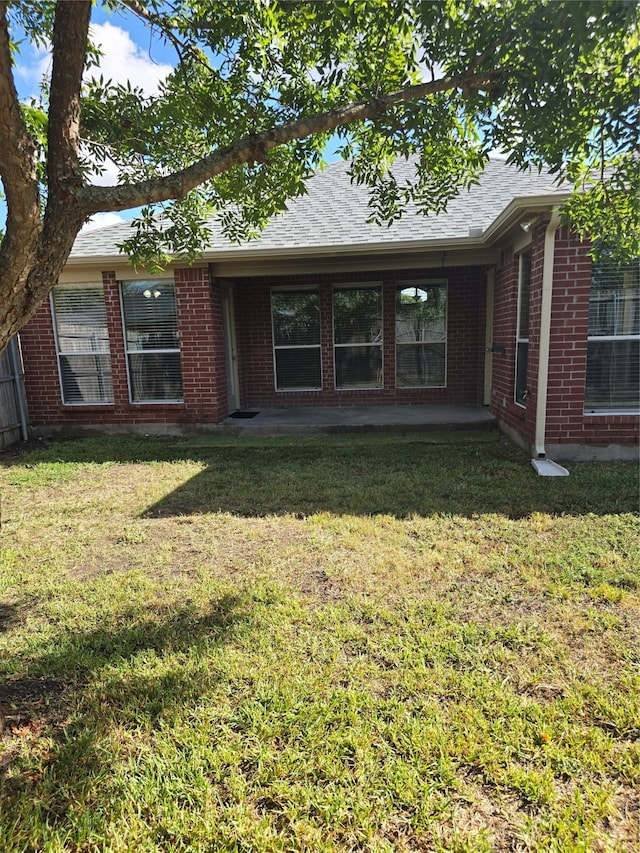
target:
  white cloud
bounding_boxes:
[16,45,50,97]
[16,21,173,98]
[81,151,121,187]
[86,22,173,94]
[16,21,174,188]
[80,212,129,233]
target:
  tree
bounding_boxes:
[0,0,638,355]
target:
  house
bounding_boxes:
[18,158,639,461]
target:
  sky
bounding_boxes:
[5,4,350,236]
[3,5,504,237]
[4,3,176,232]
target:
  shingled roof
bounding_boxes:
[70,158,568,261]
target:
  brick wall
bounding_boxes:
[232,266,487,408]
[21,267,227,429]
[491,226,639,452]
[490,244,534,442]
[546,229,638,447]
[19,242,638,446]
[174,267,227,423]
[19,295,60,422]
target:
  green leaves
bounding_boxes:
[563,153,640,263]
[5,0,640,264]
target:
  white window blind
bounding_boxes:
[585,259,639,412]
[272,290,321,390]
[51,284,114,405]
[333,286,383,389]
[515,250,531,406]
[121,281,183,403]
[396,281,447,387]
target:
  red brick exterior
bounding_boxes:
[18,241,639,452]
[21,266,228,429]
[174,268,228,423]
[491,238,538,446]
[232,266,487,408]
[491,226,639,453]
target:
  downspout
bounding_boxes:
[8,336,29,441]
[531,210,569,476]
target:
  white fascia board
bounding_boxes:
[64,237,490,270]
[64,254,130,267]
[213,248,499,277]
[63,192,572,269]
[481,192,572,244]
[199,235,490,261]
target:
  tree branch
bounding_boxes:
[0,3,41,203]
[117,0,218,76]
[0,2,42,287]
[79,70,502,214]
[46,0,91,197]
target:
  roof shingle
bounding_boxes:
[71,158,566,260]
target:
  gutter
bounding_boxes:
[65,190,572,269]
[481,191,571,245]
[531,210,569,477]
[64,234,491,267]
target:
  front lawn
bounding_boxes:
[0,431,638,852]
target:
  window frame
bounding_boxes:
[271,286,323,392]
[332,283,383,391]
[514,249,532,407]
[395,279,448,389]
[50,283,114,406]
[584,259,640,415]
[120,279,184,404]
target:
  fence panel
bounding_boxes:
[0,344,24,450]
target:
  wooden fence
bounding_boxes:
[0,339,28,450]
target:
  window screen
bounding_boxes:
[51,284,114,405]
[585,259,639,412]
[396,282,447,387]
[121,281,183,402]
[272,290,321,390]
[333,286,382,389]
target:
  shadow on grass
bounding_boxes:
[0,603,20,634]
[0,592,250,843]
[3,432,638,519]
[141,439,637,519]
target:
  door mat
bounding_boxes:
[229,411,260,419]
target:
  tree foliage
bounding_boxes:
[0,0,638,352]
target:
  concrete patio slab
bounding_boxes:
[221,405,496,435]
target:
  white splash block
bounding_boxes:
[531,459,570,477]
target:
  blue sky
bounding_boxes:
[3,6,485,236]
[3,4,177,232]
[4,4,349,236]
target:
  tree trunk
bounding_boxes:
[0,207,87,353]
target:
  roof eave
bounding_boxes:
[64,191,571,268]
[482,192,572,244]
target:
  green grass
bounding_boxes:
[0,431,638,852]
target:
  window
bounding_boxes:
[585,259,639,412]
[51,284,114,405]
[515,250,532,406]
[333,285,383,389]
[396,281,447,387]
[271,289,321,390]
[121,281,183,403]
